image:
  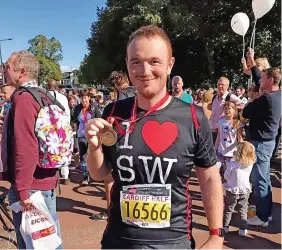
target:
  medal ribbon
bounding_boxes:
[82,107,89,123]
[108,92,170,135]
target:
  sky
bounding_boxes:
[0,0,106,70]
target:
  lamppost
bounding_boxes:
[0,38,13,85]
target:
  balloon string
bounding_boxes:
[252,22,256,50]
[242,35,245,59]
[249,19,257,49]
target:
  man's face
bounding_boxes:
[69,99,76,109]
[90,88,96,95]
[217,79,229,95]
[235,88,241,96]
[126,37,175,99]
[60,89,66,95]
[260,72,272,90]
[4,55,21,86]
[172,79,183,93]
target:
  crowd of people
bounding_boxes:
[0,25,280,249]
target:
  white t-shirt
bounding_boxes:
[49,90,70,122]
[217,117,243,157]
[224,160,253,194]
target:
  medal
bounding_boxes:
[101,128,118,146]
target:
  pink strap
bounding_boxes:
[190,104,199,131]
[110,101,200,131]
[109,101,117,117]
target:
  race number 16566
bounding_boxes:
[122,201,170,222]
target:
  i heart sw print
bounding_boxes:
[101,96,217,245]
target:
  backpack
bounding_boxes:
[18,87,74,169]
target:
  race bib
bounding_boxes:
[120,184,171,228]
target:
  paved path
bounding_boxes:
[0,166,281,249]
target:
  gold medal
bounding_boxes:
[101,128,117,146]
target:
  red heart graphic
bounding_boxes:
[142,121,178,155]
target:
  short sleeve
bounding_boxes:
[118,91,127,101]
[194,111,217,168]
[230,94,245,106]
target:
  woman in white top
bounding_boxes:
[223,141,256,236]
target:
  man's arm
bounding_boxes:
[86,104,113,180]
[193,109,223,248]
[230,94,245,110]
[13,96,39,201]
[247,48,261,87]
[251,66,261,87]
[87,144,112,181]
[196,166,224,247]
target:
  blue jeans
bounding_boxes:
[251,140,275,222]
[8,186,62,249]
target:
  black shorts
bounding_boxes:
[101,236,195,249]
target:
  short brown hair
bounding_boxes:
[47,79,58,90]
[11,50,39,79]
[108,71,129,87]
[127,25,172,58]
[79,89,90,98]
[264,67,281,85]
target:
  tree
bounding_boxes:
[37,56,62,83]
[28,35,63,64]
[81,0,281,89]
[28,34,63,84]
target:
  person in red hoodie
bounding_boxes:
[2,50,62,249]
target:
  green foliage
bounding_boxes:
[28,34,63,83]
[37,56,62,83]
[81,0,281,89]
[28,35,63,64]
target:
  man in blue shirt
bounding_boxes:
[171,76,193,103]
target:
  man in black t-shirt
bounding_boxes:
[85,26,224,249]
[243,67,281,227]
[109,70,137,100]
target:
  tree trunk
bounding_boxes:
[203,37,216,87]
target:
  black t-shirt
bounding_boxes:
[118,86,137,100]
[243,90,281,141]
[101,97,217,245]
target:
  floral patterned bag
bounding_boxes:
[19,87,74,169]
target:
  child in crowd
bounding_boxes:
[223,141,256,236]
[215,101,243,178]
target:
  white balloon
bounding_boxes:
[231,12,250,36]
[252,0,275,19]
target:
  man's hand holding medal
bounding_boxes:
[85,117,117,149]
